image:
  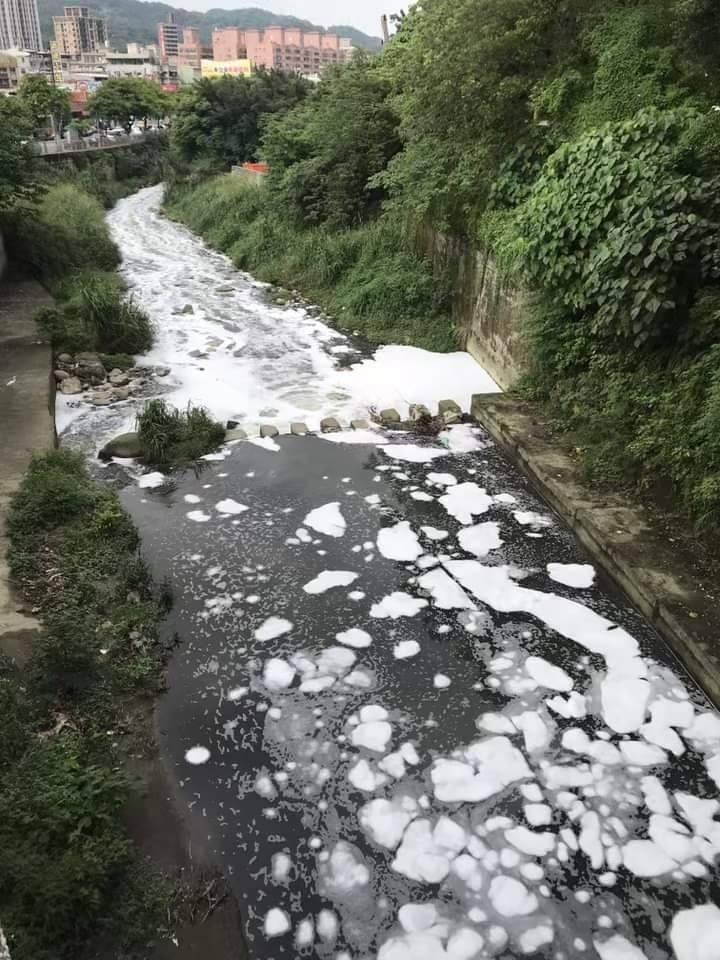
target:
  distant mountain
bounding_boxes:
[37,0,382,51]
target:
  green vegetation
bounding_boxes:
[171,70,308,174]
[166,0,720,528]
[16,73,71,132]
[137,399,226,467]
[0,99,37,210]
[88,75,168,133]
[1,450,172,959]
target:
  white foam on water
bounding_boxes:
[264,907,290,938]
[184,745,210,765]
[394,639,421,659]
[371,592,429,619]
[272,851,293,882]
[382,444,449,464]
[458,521,503,557]
[303,570,359,594]
[488,875,538,917]
[254,616,293,641]
[360,796,419,849]
[431,736,531,803]
[547,563,596,588]
[352,720,393,753]
[440,483,493,524]
[427,472,457,486]
[336,627,373,648]
[377,521,423,562]
[513,511,553,528]
[439,424,487,453]
[670,904,720,960]
[417,569,476,609]
[304,502,346,538]
[138,471,166,488]
[215,498,248,515]
[433,674,451,689]
[184,493,202,503]
[525,655,573,692]
[249,435,281,452]
[421,525,449,541]
[186,510,211,522]
[594,934,649,960]
[263,658,296,690]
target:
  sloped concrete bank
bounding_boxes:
[0,273,55,662]
[472,392,720,707]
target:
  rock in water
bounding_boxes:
[99,432,144,460]
[59,376,82,395]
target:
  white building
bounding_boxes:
[0,0,42,52]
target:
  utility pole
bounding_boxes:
[380,14,389,43]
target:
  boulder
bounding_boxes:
[54,369,70,382]
[442,409,462,425]
[438,399,462,416]
[351,419,370,431]
[59,376,82,395]
[290,422,308,436]
[109,370,129,386]
[225,428,247,442]
[155,365,171,377]
[99,432,144,460]
[320,417,341,433]
[180,304,194,314]
[260,424,279,438]
[112,386,130,401]
[57,352,73,364]
[91,392,112,406]
[409,403,432,422]
[380,408,401,425]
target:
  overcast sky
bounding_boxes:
[181,0,392,36]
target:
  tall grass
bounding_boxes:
[164,176,454,351]
[137,399,226,467]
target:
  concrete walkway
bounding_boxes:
[0,272,55,661]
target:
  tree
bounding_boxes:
[262,57,401,227]
[17,74,70,133]
[88,77,168,133]
[170,69,308,172]
[0,98,38,210]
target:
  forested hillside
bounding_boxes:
[164,0,720,528]
[37,0,381,51]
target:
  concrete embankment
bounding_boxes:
[472,392,720,707]
[0,273,55,661]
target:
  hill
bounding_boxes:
[37,0,382,51]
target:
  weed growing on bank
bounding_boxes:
[165,176,454,352]
[37,269,153,355]
[137,399,226,467]
[1,450,173,959]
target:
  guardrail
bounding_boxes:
[30,129,164,157]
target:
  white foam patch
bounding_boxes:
[377,521,423,562]
[421,525,449,541]
[392,817,468,884]
[322,428,386,445]
[525,655,573,692]
[348,758,388,792]
[514,510,552,528]
[186,510,211,522]
[440,483,493,524]
[394,639,421,659]
[670,904,720,960]
[458,521,503,557]
[547,563,596,588]
[185,745,211,764]
[352,720,393,753]
[370,592,429,619]
[595,934,649,960]
[411,491,434,502]
[360,796,419,849]
[263,658,296,690]
[427,472,457,486]
[216,498,248,515]
[254,616,293,641]
[382,444,448,464]
[271,851,292,882]
[303,570,359,594]
[439,424,487,453]
[489,875,538,917]
[249,435,281,452]
[264,907,290,937]
[138,471,166,488]
[431,736,531,803]
[445,561,649,734]
[304,502,346,538]
[336,627,373,648]
[417,569,476,609]
[184,493,202,503]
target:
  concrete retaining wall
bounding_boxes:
[0,230,6,280]
[415,222,528,390]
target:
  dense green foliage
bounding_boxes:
[17,74,71,131]
[137,399,226,466]
[1,451,171,958]
[171,71,308,173]
[37,0,381,51]
[88,75,168,133]
[0,99,37,211]
[165,175,453,350]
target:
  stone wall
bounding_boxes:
[0,230,6,280]
[415,222,528,390]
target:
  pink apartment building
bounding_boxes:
[212,25,354,76]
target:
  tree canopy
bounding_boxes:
[0,98,38,211]
[170,70,308,172]
[88,76,168,132]
[17,74,71,132]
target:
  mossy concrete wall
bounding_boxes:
[416,223,528,389]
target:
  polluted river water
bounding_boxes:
[63,187,720,959]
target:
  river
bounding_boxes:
[66,187,720,960]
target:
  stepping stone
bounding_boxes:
[225,428,247,441]
[260,424,279,438]
[438,399,462,416]
[321,417,341,433]
[409,403,431,421]
[351,419,370,430]
[291,422,309,436]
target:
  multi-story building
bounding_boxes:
[0,45,50,91]
[211,26,354,78]
[106,44,160,80]
[157,13,179,61]
[0,0,42,52]
[177,26,210,72]
[53,5,108,57]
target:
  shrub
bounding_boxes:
[38,270,154,355]
[8,183,120,280]
[0,737,131,959]
[7,450,97,542]
[137,399,226,467]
